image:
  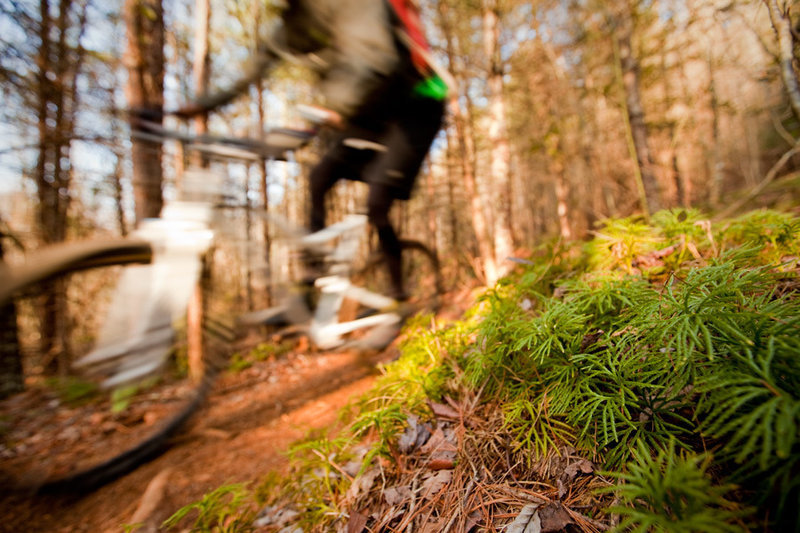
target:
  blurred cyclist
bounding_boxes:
[176,0,450,301]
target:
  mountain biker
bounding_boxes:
[175,0,450,302]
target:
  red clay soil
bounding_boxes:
[0,345,397,533]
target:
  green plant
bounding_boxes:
[162,483,256,532]
[46,376,99,406]
[586,215,662,273]
[603,441,749,533]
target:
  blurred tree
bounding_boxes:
[124,0,165,222]
[0,220,23,398]
[482,0,516,283]
[763,0,800,122]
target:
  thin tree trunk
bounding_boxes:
[256,83,272,307]
[707,53,724,208]
[192,0,210,167]
[614,16,661,216]
[245,167,254,311]
[0,226,23,399]
[438,0,496,284]
[34,0,88,372]
[482,0,514,283]
[124,0,165,223]
[764,0,800,122]
[187,0,211,377]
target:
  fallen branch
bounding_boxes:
[716,142,800,219]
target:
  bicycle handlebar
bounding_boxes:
[131,118,315,162]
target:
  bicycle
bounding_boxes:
[0,116,443,493]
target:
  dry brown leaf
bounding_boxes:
[420,470,452,500]
[420,519,445,533]
[465,509,483,531]
[420,427,457,455]
[398,415,432,454]
[539,503,573,532]
[429,401,460,420]
[427,452,456,470]
[383,485,412,506]
[563,459,594,479]
[345,467,380,505]
[346,510,368,533]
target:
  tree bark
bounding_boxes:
[764,0,800,122]
[438,0,496,284]
[0,226,23,399]
[124,0,165,223]
[614,14,662,215]
[33,0,88,372]
[191,0,211,167]
[482,0,514,283]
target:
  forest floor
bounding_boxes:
[0,290,473,533]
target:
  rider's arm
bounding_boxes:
[176,45,276,116]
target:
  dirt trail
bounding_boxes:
[1,346,398,533]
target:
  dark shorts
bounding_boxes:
[317,95,445,200]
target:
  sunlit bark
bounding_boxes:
[124,0,165,222]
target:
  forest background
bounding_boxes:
[1,0,799,290]
[1,0,800,425]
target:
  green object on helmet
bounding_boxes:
[413,74,448,101]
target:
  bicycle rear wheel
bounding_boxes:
[0,239,219,493]
[356,239,444,317]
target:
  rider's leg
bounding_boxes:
[366,183,406,300]
[360,97,445,300]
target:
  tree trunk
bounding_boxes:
[124,0,165,223]
[482,0,514,283]
[34,0,88,372]
[256,82,272,308]
[191,0,211,167]
[0,227,23,399]
[614,15,662,215]
[764,0,800,122]
[707,54,724,208]
[438,0,496,285]
[186,0,210,378]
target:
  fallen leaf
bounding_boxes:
[465,509,482,531]
[398,415,431,454]
[539,503,573,532]
[383,485,412,507]
[420,427,457,455]
[347,510,368,533]
[420,470,452,500]
[420,520,445,533]
[345,467,380,504]
[427,452,456,470]
[563,459,594,479]
[505,503,541,533]
[429,401,460,420]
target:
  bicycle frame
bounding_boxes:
[295,214,402,350]
[75,125,403,387]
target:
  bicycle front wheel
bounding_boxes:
[0,239,218,493]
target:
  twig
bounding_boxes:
[565,505,610,532]
[441,477,476,533]
[311,448,354,483]
[404,475,419,533]
[715,141,800,219]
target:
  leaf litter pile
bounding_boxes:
[256,393,611,533]
[164,209,800,533]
